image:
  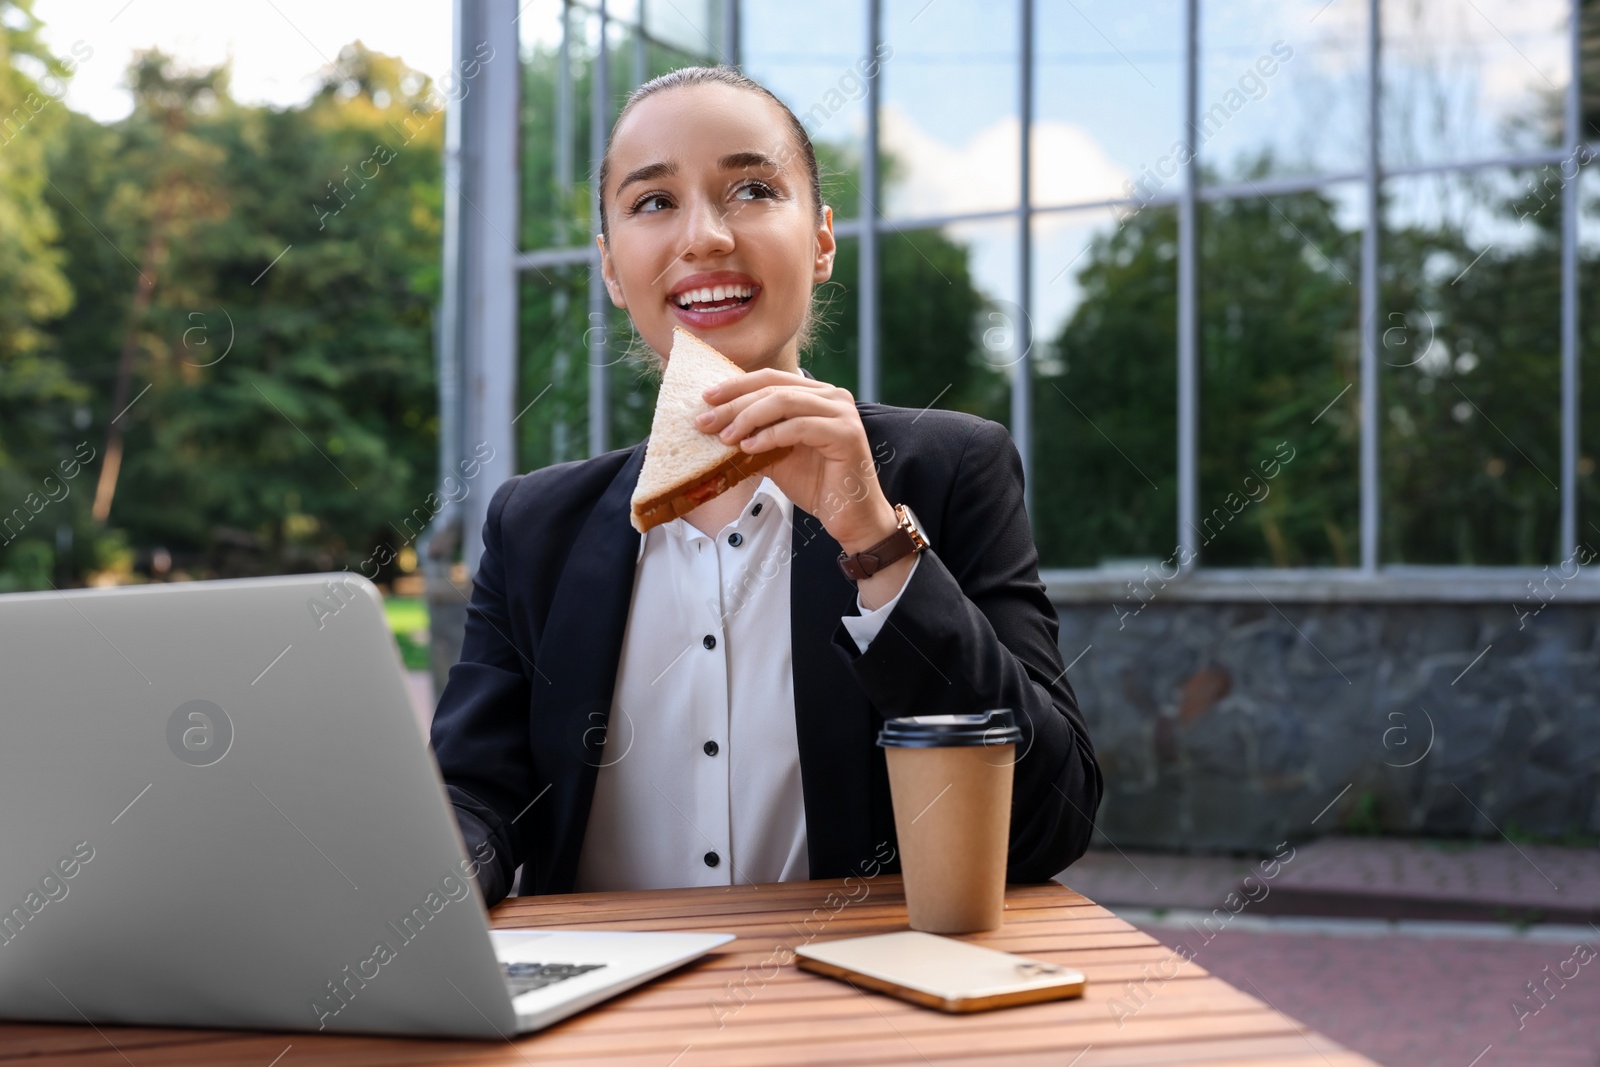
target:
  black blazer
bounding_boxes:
[429,403,1102,904]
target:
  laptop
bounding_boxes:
[0,573,733,1038]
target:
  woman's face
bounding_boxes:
[598,83,835,373]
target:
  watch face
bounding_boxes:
[896,504,929,551]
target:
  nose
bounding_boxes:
[677,190,734,261]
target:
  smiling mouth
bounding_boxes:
[671,284,756,313]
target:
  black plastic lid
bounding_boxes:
[876,708,1022,749]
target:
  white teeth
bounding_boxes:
[674,284,753,308]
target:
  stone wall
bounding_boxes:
[1049,570,1600,852]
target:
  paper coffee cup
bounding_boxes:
[877,709,1022,933]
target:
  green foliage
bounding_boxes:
[1341,791,1385,836]
[3,35,445,588]
[385,594,430,670]
[1196,182,1361,567]
[1378,175,1575,565]
[0,0,87,582]
[1036,174,1362,570]
[809,232,1000,422]
[1034,207,1179,567]
[1040,154,1596,569]
[0,1,73,356]
[1501,821,1600,848]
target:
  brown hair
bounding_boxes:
[596,65,825,243]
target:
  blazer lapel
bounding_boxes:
[789,506,879,878]
[532,444,645,892]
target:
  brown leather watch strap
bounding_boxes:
[836,504,928,581]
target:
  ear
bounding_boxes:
[813,205,836,285]
[597,235,628,308]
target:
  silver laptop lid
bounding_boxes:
[0,574,516,1037]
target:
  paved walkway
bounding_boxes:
[1132,921,1600,1067]
[1061,840,1600,1066]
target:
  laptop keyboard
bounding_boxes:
[501,961,608,997]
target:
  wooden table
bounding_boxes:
[1,876,1379,1066]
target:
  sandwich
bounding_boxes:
[630,327,791,533]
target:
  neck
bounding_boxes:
[763,338,801,375]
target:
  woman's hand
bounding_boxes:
[696,370,909,603]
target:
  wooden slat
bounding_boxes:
[538,971,1242,1024]
[4,1010,1324,1067]
[865,1039,1370,1067]
[0,877,1378,1066]
[548,974,1264,1034]
[0,1027,226,1061]
[503,1011,1318,1066]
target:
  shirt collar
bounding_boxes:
[637,475,792,562]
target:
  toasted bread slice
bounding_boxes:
[630,327,791,533]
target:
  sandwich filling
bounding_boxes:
[630,447,789,532]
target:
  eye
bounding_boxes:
[733,180,779,202]
[629,192,673,215]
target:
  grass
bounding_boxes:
[384,595,430,671]
[1502,822,1600,848]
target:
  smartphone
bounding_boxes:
[795,931,1086,1013]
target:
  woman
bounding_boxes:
[429,66,1101,904]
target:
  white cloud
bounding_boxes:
[863,105,1135,348]
[1312,0,1568,115]
[33,0,453,122]
[877,105,1129,224]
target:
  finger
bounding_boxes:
[702,367,832,404]
[695,383,779,434]
[737,415,850,457]
[717,390,848,445]
[697,382,840,435]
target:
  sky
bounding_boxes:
[32,0,456,121]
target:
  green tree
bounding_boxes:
[38,42,444,582]
[90,49,230,523]
[1379,167,1582,565]
[1038,166,1363,569]
[1040,151,1597,570]
[1034,207,1178,568]
[0,0,87,590]
[1195,182,1361,567]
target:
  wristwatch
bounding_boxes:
[836,503,929,581]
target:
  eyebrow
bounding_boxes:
[717,151,782,175]
[616,160,676,194]
[614,152,785,195]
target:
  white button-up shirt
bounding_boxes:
[572,477,917,892]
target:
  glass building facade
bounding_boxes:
[442,0,1598,576]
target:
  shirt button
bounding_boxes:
[704,851,720,868]
[728,532,744,547]
[703,634,716,650]
[751,502,763,516]
[703,739,719,757]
